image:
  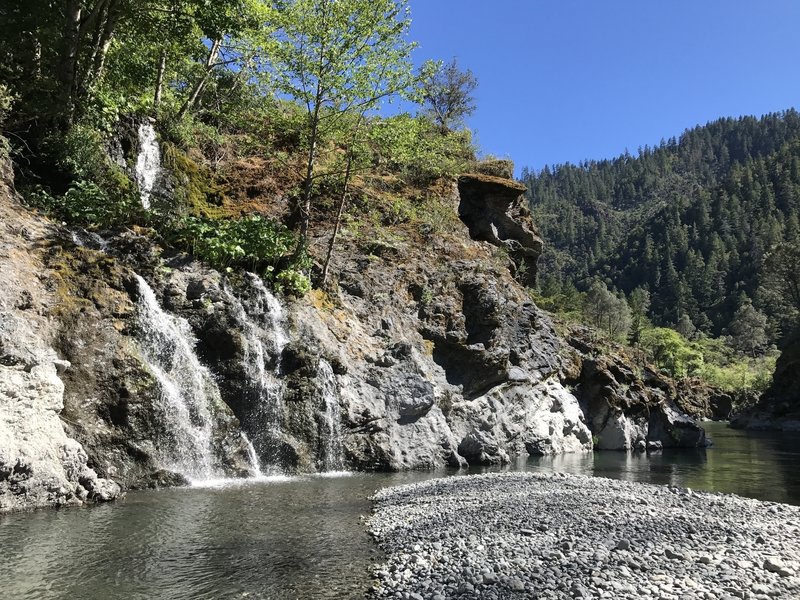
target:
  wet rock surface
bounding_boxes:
[368,472,800,600]
[0,143,716,509]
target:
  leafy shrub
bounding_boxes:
[641,327,703,378]
[25,179,138,228]
[0,84,14,125]
[367,114,474,184]
[40,123,108,180]
[167,214,311,295]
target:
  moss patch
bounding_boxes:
[162,143,230,219]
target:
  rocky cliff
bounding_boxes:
[0,157,121,511]
[0,142,709,511]
[732,336,800,431]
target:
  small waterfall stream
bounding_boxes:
[132,274,259,482]
[134,121,161,209]
[224,274,290,473]
[134,270,345,478]
[317,359,345,472]
[227,274,346,473]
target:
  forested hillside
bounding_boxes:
[523,111,800,345]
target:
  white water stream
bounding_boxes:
[317,359,345,472]
[134,121,161,209]
[133,274,261,482]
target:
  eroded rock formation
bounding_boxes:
[457,173,543,286]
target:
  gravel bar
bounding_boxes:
[367,472,800,599]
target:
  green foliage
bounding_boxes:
[726,297,770,357]
[523,110,800,345]
[25,179,138,228]
[583,280,631,341]
[167,214,311,295]
[0,84,14,125]
[758,241,800,336]
[418,58,478,132]
[270,0,417,242]
[697,355,777,393]
[367,114,474,183]
[40,123,109,180]
[640,327,704,379]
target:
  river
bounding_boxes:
[1,422,798,599]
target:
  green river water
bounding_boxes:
[1,422,797,599]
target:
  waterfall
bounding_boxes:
[317,359,345,472]
[248,273,289,355]
[223,275,290,472]
[70,229,108,251]
[133,274,223,481]
[134,121,161,210]
[241,432,262,476]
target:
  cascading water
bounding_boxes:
[134,121,161,210]
[223,274,290,472]
[133,274,224,481]
[317,359,345,472]
[248,273,289,354]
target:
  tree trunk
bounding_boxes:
[321,150,354,287]
[177,39,221,120]
[88,0,121,88]
[154,47,167,108]
[78,0,108,100]
[296,88,323,250]
[59,0,83,125]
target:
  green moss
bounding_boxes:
[162,142,228,218]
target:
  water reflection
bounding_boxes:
[1,423,798,600]
[519,422,798,504]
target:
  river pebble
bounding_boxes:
[367,472,800,599]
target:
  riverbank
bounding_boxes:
[367,472,800,599]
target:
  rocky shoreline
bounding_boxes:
[367,473,800,599]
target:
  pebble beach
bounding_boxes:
[367,472,800,599]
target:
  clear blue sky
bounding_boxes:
[405,0,800,175]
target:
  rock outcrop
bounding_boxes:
[564,328,708,450]
[0,165,121,511]
[457,173,543,286]
[0,142,710,509]
[732,335,800,431]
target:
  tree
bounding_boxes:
[419,58,477,132]
[271,0,415,254]
[675,314,696,340]
[727,297,769,357]
[583,280,631,340]
[628,286,650,345]
[641,327,703,378]
[0,0,267,128]
[759,241,800,334]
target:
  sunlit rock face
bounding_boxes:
[0,144,711,510]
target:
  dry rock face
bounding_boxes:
[0,173,120,511]
[564,328,707,451]
[457,173,543,286]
